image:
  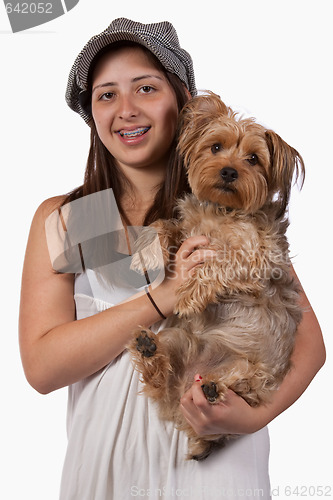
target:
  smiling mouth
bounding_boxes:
[118,127,151,138]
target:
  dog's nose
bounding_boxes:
[220,167,238,183]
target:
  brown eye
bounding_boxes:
[211,143,223,154]
[247,153,258,165]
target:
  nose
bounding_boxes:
[220,167,238,183]
[118,94,138,120]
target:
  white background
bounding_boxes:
[1,0,331,498]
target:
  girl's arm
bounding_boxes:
[19,198,215,394]
[179,268,325,435]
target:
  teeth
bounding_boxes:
[119,127,150,138]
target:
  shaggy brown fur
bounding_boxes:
[127,92,305,461]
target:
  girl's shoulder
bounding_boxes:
[37,194,67,215]
[32,195,68,227]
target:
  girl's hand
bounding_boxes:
[152,236,216,317]
[180,375,268,436]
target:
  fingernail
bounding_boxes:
[194,374,203,382]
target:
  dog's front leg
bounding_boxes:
[175,248,268,316]
[175,259,222,316]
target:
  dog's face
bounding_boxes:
[178,92,305,216]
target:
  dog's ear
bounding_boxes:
[179,91,228,130]
[265,130,305,218]
[177,91,229,165]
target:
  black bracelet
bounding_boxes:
[144,286,166,320]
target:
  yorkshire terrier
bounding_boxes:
[127,92,305,461]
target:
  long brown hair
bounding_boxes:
[63,43,191,226]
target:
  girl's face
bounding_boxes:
[91,46,179,175]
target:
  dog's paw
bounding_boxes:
[136,330,157,358]
[201,382,219,403]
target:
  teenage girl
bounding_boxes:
[19,18,325,500]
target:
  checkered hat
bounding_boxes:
[65,17,196,124]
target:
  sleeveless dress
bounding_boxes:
[59,269,271,500]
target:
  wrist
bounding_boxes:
[149,282,175,318]
[144,286,166,320]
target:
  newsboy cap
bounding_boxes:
[65,17,196,124]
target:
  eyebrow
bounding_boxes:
[92,74,164,94]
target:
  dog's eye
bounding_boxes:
[247,154,259,166]
[211,143,223,154]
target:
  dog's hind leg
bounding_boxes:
[127,328,172,396]
[200,359,277,408]
[128,325,197,420]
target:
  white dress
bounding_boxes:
[59,269,271,500]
